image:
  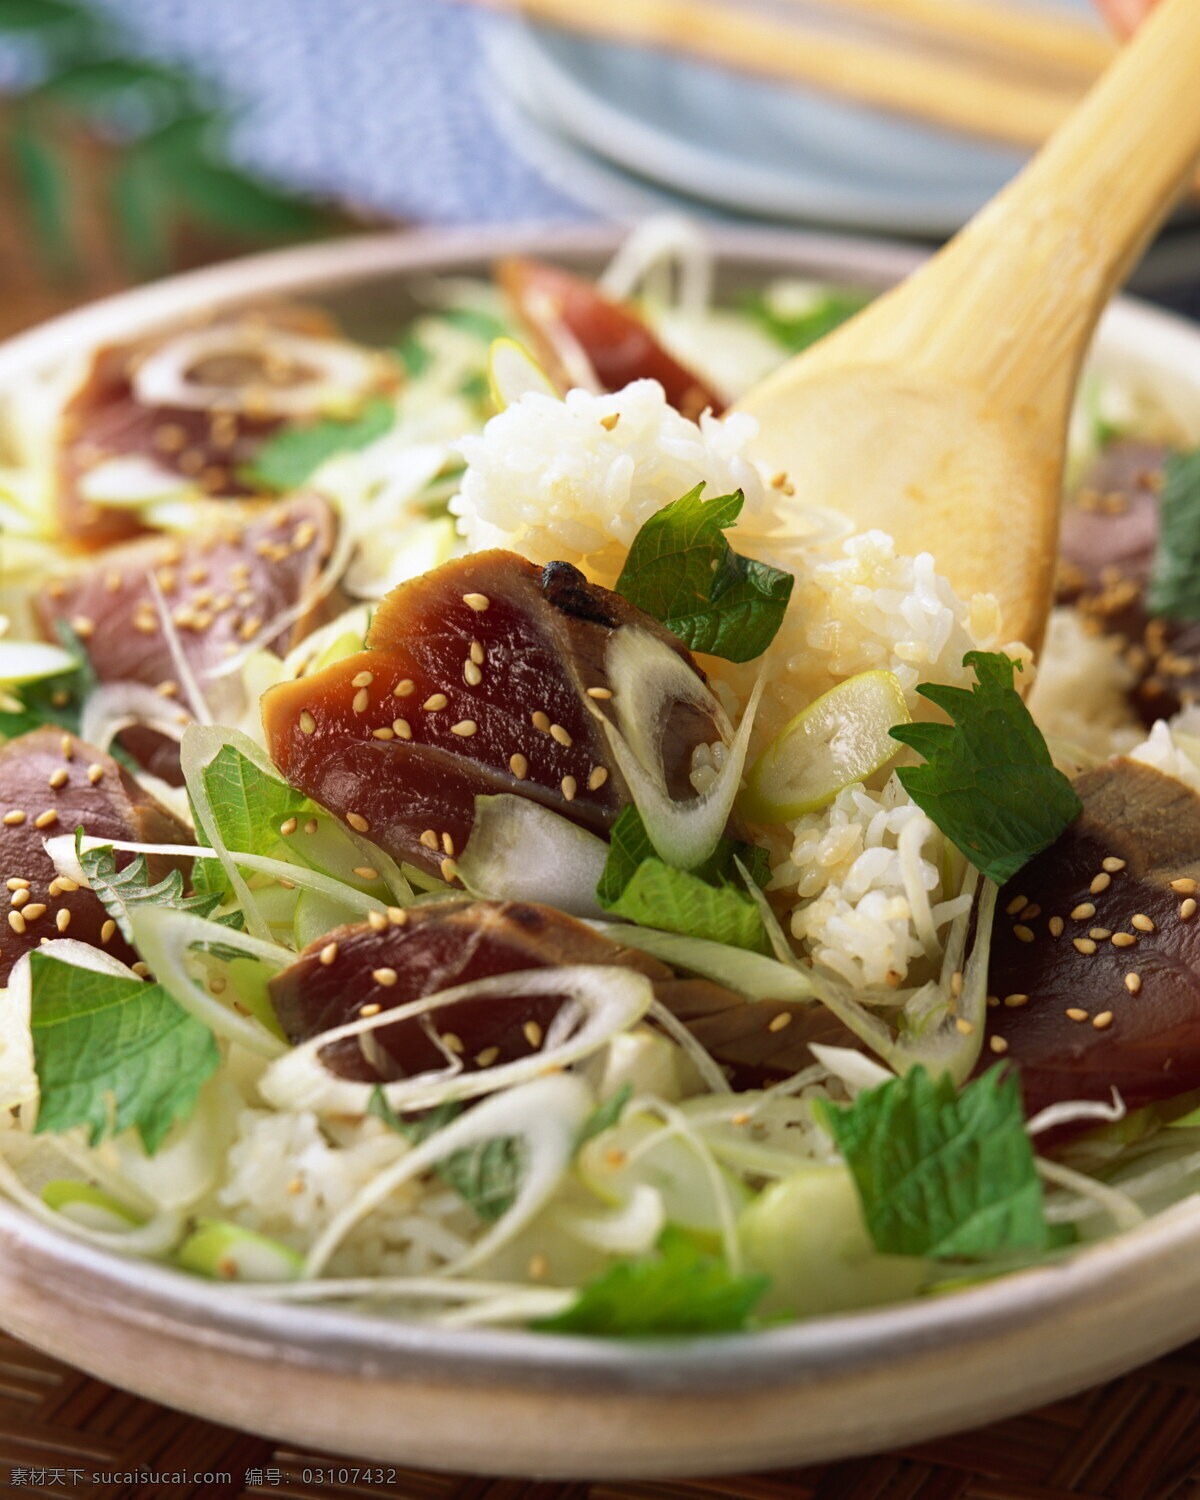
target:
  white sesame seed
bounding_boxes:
[531,710,551,733]
[950,971,963,998]
[100,919,116,944]
[393,719,412,739]
[356,867,381,882]
[599,413,620,432]
[1090,873,1112,895]
[388,907,407,925]
[470,641,485,665]
[319,942,339,966]
[5,879,27,891]
[442,833,455,857]
[34,810,57,830]
[1073,937,1097,955]
[588,766,608,791]
[1170,878,1197,895]
[420,830,439,850]
[47,768,68,790]
[1131,913,1156,932]
[393,679,415,697]
[299,710,316,735]
[279,816,298,836]
[86,763,104,785]
[1013,924,1035,943]
[989,1035,1009,1054]
[360,1003,382,1018]
[955,1018,974,1035]
[304,819,319,835]
[1102,857,1126,873]
[1070,903,1096,920]
[523,1020,543,1049]
[1125,973,1142,994]
[440,1032,464,1055]
[1093,1011,1114,1030]
[767,1012,792,1033]
[2,810,25,826]
[131,962,151,979]
[21,903,46,921]
[7,911,25,935]
[1066,1007,1089,1022]
[367,910,388,932]
[1048,915,1064,937]
[69,615,94,639]
[463,660,482,686]
[475,1046,500,1068]
[586,686,613,700]
[463,593,490,611]
[423,693,448,711]
[561,775,577,801]
[56,909,70,933]
[9,890,27,908]
[372,727,395,740]
[549,723,573,747]
[451,720,478,737]
[1005,894,1028,916]
[440,857,459,883]
[351,671,374,688]
[1112,932,1137,948]
[510,753,528,780]
[1003,993,1029,1007]
[347,812,370,833]
[373,967,398,987]
[352,688,370,714]
[59,735,73,760]
[1089,928,1112,941]
[1183,898,1198,920]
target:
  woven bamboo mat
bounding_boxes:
[2,1331,1199,1500]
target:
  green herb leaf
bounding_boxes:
[742,287,869,354]
[596,806,770,952]
[889,651,1082,885]
[395,330,432,378]
[822,1065,1046,1260]
[0,620,106,747]
[577,1082,632,1147]
[77,833,223,945]
[30,950,219,1154]
[439,306,508,342]
[615,486,793,663]
[366,1089,522,1223]
[190,742,307,896]
[533,1227,768,1335]
[1147,448,1200,621]
[10,114,77,280]
[242,397,395,492]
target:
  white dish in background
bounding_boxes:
[485,0,1098,236]
[3,225,1200,1479]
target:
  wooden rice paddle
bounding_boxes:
[735,0,1200,654]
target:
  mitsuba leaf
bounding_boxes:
[889,651,1082,885]
[615,486,793,663]
[242,397,395,492]
[596,806,771,954]
[78,833,222,944]
[1147,448,1200,621]
[822,1065,1047,1260]
[533,1227,768,1335]
[30,950,219,1154]
[366,1089,522,1224]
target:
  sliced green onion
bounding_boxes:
[176,1218,304,1282]
[42,1179,145,1231]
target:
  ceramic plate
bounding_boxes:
[2,226,1200,1479]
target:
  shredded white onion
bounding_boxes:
[1027,1091,1126,1138]
[458,794,608,918]
[80,682,187,756]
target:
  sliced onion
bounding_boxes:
[78,455,194,506]
[595,627,762,870]
[808,1043,894,1096]
[132,324,385,418]
[80,681,187,755]
[458,794,608,918]
[260,964,653,1118]
[1037,1157,1145,1232]
[551,1182,664,1255]
[126,904,291,1058]
[302,1072,593,1279]
[226,1274,569,1304]
[0,639,79,684]
[646,998,727,1094]
[591,921,813,1002]
[487,337,560,409]
[1026,1091,1126,1139]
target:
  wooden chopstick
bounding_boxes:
[467,0,1082,149]
[784,0,1116,80]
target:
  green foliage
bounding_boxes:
[242,397,395,492]
[77,833,224,945]
[742,287,869,354]
[822,1065,1047,1260]
[30,949,219,1154]
[1147,448,1200,621]
[533,1227,768,1335]
[615,486,793,663]
[596,806,771,954]
[890,651,1082,885]
[577,1082,632,1147]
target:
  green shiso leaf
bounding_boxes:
[367,1090,523,1224]
[741,287,869,354]
[30,950,219,1154]
[189,741,307,896]
[242,396,395,492]
[889,650,1082,885]
[533,1227,768,1335]
[821,1065,1047,1260]
[596,806,771,954]
[614,485,793,663]
[1147,448,1200,621]
[77,832,224,945]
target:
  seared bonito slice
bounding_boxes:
[261,550,724,883]
[269,898,743,1083]
[987,757,1200,1121]
[0,728,193,982]
[37,495,342,784]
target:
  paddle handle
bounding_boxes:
[810,0,1200,414]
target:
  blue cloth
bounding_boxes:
[90,0,583,225]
